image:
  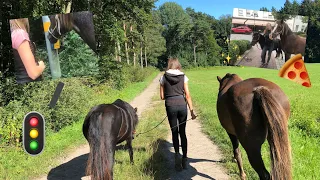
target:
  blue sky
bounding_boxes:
[155,0,303,19]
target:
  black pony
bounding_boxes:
[83,99,139,180]
[47,11,97,53]
[251,32,283,59]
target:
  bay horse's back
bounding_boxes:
[217,74,292,180]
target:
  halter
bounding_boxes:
[48,15,61,40]
[272,23,285,36]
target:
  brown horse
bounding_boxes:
[216,73,291,180]
[83,99,139,180]
[272,19,306,62]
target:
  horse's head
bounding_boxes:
[47,14,73,44]
[251,32,260,46]
[217,73,242,95]
[272,20,287,38]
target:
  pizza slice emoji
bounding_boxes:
[279,54,311,87]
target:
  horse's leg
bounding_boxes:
[242,143,270,180]
[228,133,246,180]
[285,53,291,62]
[126,138,134,164]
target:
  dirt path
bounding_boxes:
[161,112,230,180]
[36,73,230,180]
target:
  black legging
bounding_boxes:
[166,105,188,158]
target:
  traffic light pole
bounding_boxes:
[42,16,61,79]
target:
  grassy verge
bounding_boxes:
[113,97,169,180]
[0,71,159,180]
[186,65,320,179]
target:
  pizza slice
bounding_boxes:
[278,54,311,87]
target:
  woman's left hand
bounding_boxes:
[269,34,273,40]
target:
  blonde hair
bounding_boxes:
[9,18,30,33]
[167,58,182,70]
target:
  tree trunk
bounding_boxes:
[123,22,129,65]
[144,46,147,67]
[62,0,72,13]
[115,42,118,61]
[130,25,136,67]
[193,44,197,66]
[117,41,121,62]
[140,43,143,68]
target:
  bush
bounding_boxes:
[0,65,157,145]
[0,78,97,145]
[228,41,240,65]
[228,40,251,65]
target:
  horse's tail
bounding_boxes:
[85,110,112,180]
[253,86,291,180]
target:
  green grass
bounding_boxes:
[0,71,159,180]
[185,64,320,179]
[113,98,169,180]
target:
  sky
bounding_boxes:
[155,0,303,19]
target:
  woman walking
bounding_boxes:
[261,23,274,66]
[159,58,197,171]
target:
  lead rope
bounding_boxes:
[135,114,199,138]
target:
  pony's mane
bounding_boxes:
[59,13,73,31]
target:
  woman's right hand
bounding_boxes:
[190,110,197,120]
[38,60,46,71]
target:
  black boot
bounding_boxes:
[175,153,182,171]
[182,157,188,169]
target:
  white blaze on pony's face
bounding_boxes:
[272,23,278,34]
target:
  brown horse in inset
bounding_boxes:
[272,19,306,62]
[216,73,291,180]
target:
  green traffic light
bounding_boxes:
[30,141,38,151]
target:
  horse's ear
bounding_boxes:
[217,76,221,82]
[281,19,284,24]
[134,107,138,112]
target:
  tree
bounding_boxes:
[260,7,269,12]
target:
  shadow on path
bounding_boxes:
[144,139,224,180]
[46,144,146,180]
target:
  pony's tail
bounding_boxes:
[86,111,112,180]
[253,86,292,180]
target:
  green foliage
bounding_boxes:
[228,40,251,65]
[57,32,99,78]
[0,67,157,146]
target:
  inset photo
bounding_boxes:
[230,8,308,70]
[9,11,98,84]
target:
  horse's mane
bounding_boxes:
[278,20,293,37]
[112,99,138,127]
[59,13,73,31]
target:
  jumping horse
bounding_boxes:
[83,99,139,180]
[272,19,306,62]
[216,73,291,180]
[47,11,97,53]
[251,32,284,60]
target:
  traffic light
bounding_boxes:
[23,111,45,156]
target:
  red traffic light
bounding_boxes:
[30,117,39,127]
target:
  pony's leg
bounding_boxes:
[126,139,134,164]
[285,53,291,62]
[228,133,246,180]
[243,144,270,180]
